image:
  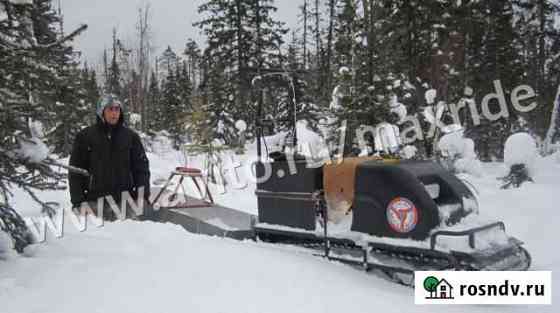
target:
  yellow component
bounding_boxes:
[323,156,383,222]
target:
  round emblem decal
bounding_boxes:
[386,197,418,233]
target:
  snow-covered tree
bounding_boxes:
[0,0,83,252]
[45,10,91,156]
[106,29,123,98]
[197,57,237,146]
[146,70,163,132]
[46,65,91,156]
[178,61,193,113]
[183,38,202,89]
[513,0,560,135]
[194,0,287,133]
[160,65,190,148]
[157,45,180,81]
[437,126,483,176]
[82,65,101,124]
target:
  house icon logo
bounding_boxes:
[423,276,454,299]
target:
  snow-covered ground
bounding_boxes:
[1,138,559,313]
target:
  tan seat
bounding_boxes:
[323,156,382,222]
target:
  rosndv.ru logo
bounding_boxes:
[423,276,454,300]
[415,271,551,305]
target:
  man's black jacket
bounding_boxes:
[69,115,150,207]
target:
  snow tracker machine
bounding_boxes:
[252,156,531,284]
[156,154,531,286]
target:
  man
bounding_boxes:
[69,94,151,220]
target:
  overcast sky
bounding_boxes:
[62,0,300,66]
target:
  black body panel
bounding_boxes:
[352,160,474,240]
[255,160,322,230]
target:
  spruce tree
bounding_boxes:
[178,61,193,113]
[106,29,123,98]
[513,0,560,137]
[47,59,90,156]
[40,3,90,156]
[184,39,202,89]
[161,67,184,147]
[83,67,100,123]
[157,46,180,81]
[0,0,83,252]
[200,56,237,146]
[195,0,287,136]
[146,70,163,132]
[464,0,524,160]
[276,31,321,136]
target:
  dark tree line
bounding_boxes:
[100,0,560,160]
[126,0,558,160]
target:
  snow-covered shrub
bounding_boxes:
[273,121,328,159]
[150,131,174,156]
[233,120,248,154]
[129,113,142,129]
[14,137,49,164]
[437,126,483,176]
[501,132,537,188]
[425,88,437,105]
[400,145,418,159]
[235,120,247,132]
[389,95,407,124]
[504,132,538,169]
[373,122,401,155]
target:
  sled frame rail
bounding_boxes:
[429,221,506,250]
